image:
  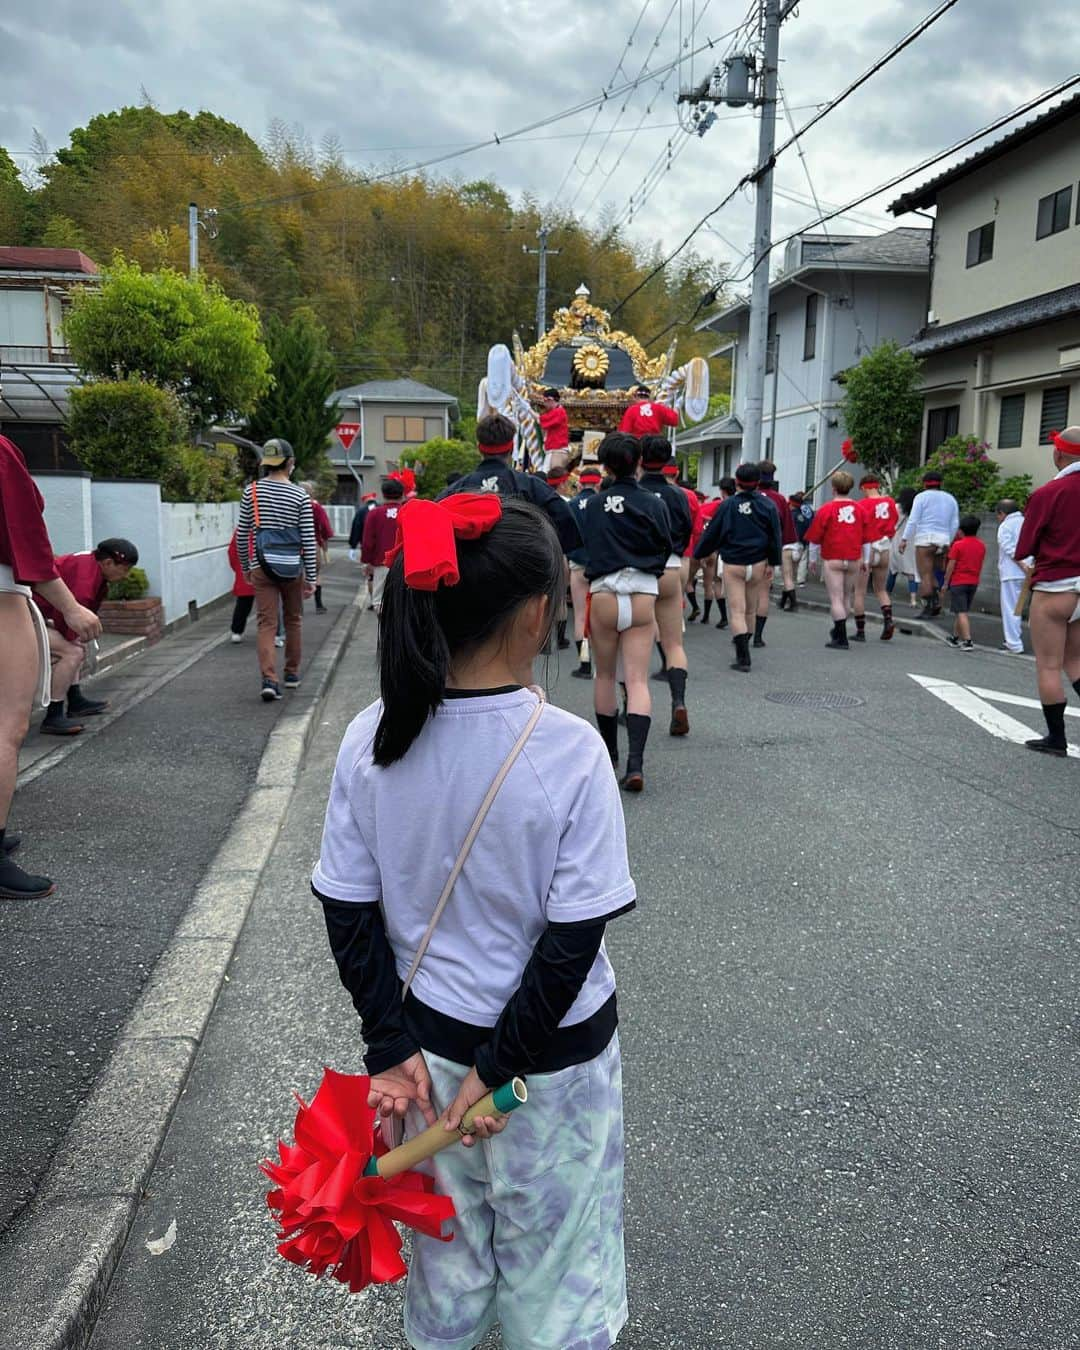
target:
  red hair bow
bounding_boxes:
[841,438,858,464]
[385,494,503,590]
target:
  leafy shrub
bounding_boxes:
[895,435,1002,511]
[400,438,479,499]
[986,474,1033,510]
[67,377,186,481]
[839,341,924,477]
[161,442,243,503]
[107,565,149,600]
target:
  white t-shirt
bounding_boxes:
[312,688,635,1030]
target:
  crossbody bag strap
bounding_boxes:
[400,687,546,1002]
[251,479,261,528]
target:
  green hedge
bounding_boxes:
[68,376,187,482]
[400,438,480,499]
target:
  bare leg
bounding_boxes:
[871,561,891,611]
[570,568,589,643]
[915,546,938,601]
[1030,591,1076,706]
[47,630,84,702]
[781,550,796,593]
[824,561,849,620]
[724,568,749,636]
[0,595,38,832]
[756,565,773,618]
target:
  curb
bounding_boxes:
[0,601,362,1350]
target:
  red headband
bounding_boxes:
[481,440,514,455]
[579,469,602,483]
[661,463,680,477]
[861,479,881,490]
[389,468,417,494]
[841,438,858,464]
[385,495,502,591]
[1051,429,1080,455]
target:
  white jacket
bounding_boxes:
[902,488,960,543]
[996,512,1028,582]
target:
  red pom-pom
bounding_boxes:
[261,1068,455,1293]
[841,438,858,464]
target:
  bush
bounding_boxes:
[107,565,149,600]
[839,341,924,477]
[895,435,1002,511]
[400,438,479,499]
[161,442,243,503]
[986,474,1033,510]
[67,377,187,481]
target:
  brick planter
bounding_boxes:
[99,597,164,644]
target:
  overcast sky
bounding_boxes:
[2,0,1077,292]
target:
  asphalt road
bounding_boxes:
[0,560,358,1238]
[91,605,1080,1348]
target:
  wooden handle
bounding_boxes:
[369,1078,527,1180]
[1014,577,1032,617]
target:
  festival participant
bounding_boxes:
[694,463,781,673]
[34,539,139,734]
[302,483,334,614]
[618,385,679,439]
[538,387,570,474]
[687,489,725,623]
[853,475,900,640]
[943,514,986,651]
[227,526,257,643]
[888,487,919,609]
[580,432,673,790]
[787,490,814,593]
[805,470,868,650]
[348,492,378,608]
[361,478,406,615]
[0,434,102,899]
[900,470,960,619]
[312,493,632,1350]
[995,498,1028,654]
[543,469,573,650]
[640,436,694,736]
[441,414,581,555]
[756,460,799,628]
[1013,427,1080,756]
[567,466,603,677]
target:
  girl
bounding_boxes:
[579,433,674,791]
[313,494,634,1350]
[693,463,781,673]
[805,469,868,650]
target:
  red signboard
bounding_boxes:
[336,422,360,451]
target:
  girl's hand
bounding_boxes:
[443,1066,509,1147]
[368,1052,437,1126]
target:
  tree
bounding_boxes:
[0,147,31,243]
[840,341,924,479]
[63,258,271,426]
[400,438,479,498]
[67,377,187,480]
[245,307,341,470]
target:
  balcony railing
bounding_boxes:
[0,344,74,365]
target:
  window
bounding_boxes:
[1036,186,1072,239]
[1039,386,1070,443]
[965,221,995,267]
[384,415,427,443]
[803,293,818,360]
[764,436,772,457]
[925,405,960,456]
[804,437,818,492]
[712,452,724,486]
[765,312,778,373]
[997,393,1025,449]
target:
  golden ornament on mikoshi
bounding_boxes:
[573,344,609,384]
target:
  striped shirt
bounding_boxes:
[237,476,317,583]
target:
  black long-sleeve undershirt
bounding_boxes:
[317,891,615,1083]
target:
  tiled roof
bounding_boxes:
[890,91,1080,214]
[677,413,743,447]
[907,282,1080,357]
[332,378,457,404]
[0,247,98,274]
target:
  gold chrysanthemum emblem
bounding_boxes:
[573,344,609,384]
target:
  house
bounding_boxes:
[890,92,1080,485]
[325,377,459,503]
[0,247,98,471]
[687,227,930,500]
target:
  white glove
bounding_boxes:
[348,548,358,562]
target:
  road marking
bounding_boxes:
[965,686,1080,719]
[908,674,1080,757]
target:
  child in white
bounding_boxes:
[313,495,633,1350]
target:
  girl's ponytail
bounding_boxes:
[373,568,450,767]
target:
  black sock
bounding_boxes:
[596,712,619,764]
[655,640,667,672]
[837,618,848,642]
[754,615,766,641]
[44,700,65,722]
[718,599,728,622]
[68,683,83,701]
[855,615,866,633]
[1042,702,1067,744]
[668,667,688,708]
[625,713,651,774]
[882,604,893,623]
[702,598,713,621]
[315,585,323,607]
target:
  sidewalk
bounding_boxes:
[1,557,364,1246]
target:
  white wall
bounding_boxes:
[91,481,168,609]
[33,472,93,555]
[163,501,239,623]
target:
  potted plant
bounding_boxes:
[99,566,165,643]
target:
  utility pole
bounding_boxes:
[524,227,560,337]
[741,0,781,462]
[188,202,218,277]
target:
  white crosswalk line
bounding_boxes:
[907,673,1080,757]
[965,686,1080,719]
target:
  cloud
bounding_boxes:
[0,0,1077,293]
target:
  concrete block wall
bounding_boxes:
[162,501,239,623]
[32,472,93,555]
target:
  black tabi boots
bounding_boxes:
[753,615,767,648]
[621,713,650,792]
[0,829,53,900]
[716,598,728,629]
[314,585,327,613]
[826,619,850,650]
[853,615,867,642]
[651,640,669,682]
[1026,703,1068,757]
[66,683,108,716]
[730,633,752,672]
[40,701,84,737]
[881,604,895,641]
[668,667,689,736]
[686,588,700,621]
[556,620,570,650]
[786,589,798,613]
[595,712,620,767]
[701,598,713,623]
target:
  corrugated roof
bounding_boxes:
[907,282,1080,357]
[0,247,99,275]
[332,377,457,404]
[890,91,1080,214]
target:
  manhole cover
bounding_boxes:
[764,690,866,710]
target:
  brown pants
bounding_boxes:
[251,566,303,680]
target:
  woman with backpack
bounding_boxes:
[236,439,317,701]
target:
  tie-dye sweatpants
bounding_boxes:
[403,1034,627,1350]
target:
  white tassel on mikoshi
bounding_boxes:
[657,356,710,424]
